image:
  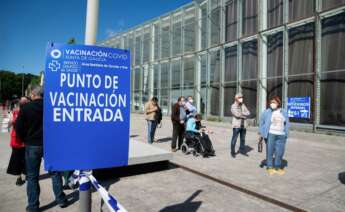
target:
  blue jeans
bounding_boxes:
[266,133,287,169]
[230,128,246,154]
[147,120,158,144]
[25,146,66,211]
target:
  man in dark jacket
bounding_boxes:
[15,86,67,212]
[171,96,186,152]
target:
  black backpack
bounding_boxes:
[155,107,163,124]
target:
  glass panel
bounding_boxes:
[172,15,182,56]
[225,45,237,82]
[288,75,314,123]
[322,0,345,10]
[184,9,196,52]
[289,0,315,22]
[210,7,221,46]
[142,29,151,63]
[171,89,181,108]
[210,50,221,84]
[184,57,195,88]
[160,89,170,115]
[240,80,257,118]
[135,34,142,66]
[224,83,237,117]
[320,72,345,126]
[242,40,258,80]
[320,13,345,126]
[267,32,283,77]
[153,64,160,89]
[267,0,283,29]
[226,0,237,42]
[128,34,135,66]
[243,0,258,37]
[161,63,170,89]
[201,4,208,49]
[321,13,345,73]
[210,85,220,116]
[201,54,208,86]
[161,20,171,59]
[154,24,160,60]
[133,90,141,110]
[142,66,150,94]
[267,78,283,101]
[288,23,314,75]
[200,87,207,115]
[171,60,181,88]
[134,68,141,90]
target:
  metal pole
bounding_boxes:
[84,0,99,45]
[80,0,99,211]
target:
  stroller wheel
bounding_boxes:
[181,144,189,155]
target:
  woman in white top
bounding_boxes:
[259,96,290,175]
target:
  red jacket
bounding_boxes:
[10,109,25,148]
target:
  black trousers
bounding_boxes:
[172,122,185,149]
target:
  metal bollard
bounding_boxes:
[79,170,92,212]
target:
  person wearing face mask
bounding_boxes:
[259,96,290,175]
[230,93,251,158]
[185,96,197,119]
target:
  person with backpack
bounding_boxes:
[144,97,160,144]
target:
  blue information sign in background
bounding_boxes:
[44,43,131,171]
[287,97,311,119]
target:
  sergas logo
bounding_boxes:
[51,49,62,59]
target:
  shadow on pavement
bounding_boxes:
[156,137,172,143]
[40,190,79,211]
[130,134,139,138]
[243,145,253,154]
[159,190,203,212]
[338,172,345,184]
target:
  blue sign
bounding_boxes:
[287,97,311,119]
[43,43,131,171]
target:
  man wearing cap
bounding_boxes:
[230,93,250,158]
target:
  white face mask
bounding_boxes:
[238,98,243,103]
[270,103,278,110]
[189,99,194,103]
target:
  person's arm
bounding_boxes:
[231,104,243,119]
[259,110,266,136]
[14,109,26,141]
[145,103,157,114]
[241,104,251,117]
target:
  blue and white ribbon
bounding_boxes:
[70,170,127,212]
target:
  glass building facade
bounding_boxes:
[100,0,345,130]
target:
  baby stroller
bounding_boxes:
[181,131,215,157]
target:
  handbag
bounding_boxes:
[258,136,263,153]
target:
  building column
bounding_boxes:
[257,0,268,123]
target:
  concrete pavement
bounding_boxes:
[0,112,344,211]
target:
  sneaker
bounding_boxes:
[171,148,177,152]
[231,152,236,158]
[266,168,276,175]
[276,169,286,175]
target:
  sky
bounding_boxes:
[0,0,192,75]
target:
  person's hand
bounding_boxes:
[180,120,184,124]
